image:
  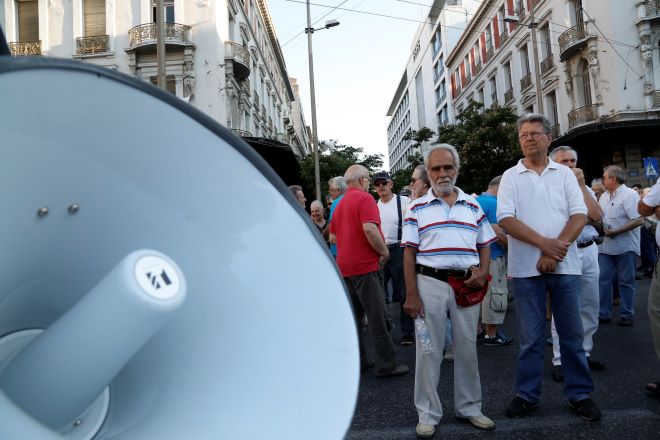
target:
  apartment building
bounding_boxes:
[1,0,310,157]
[386,0,481,173]
[446,0,660,183]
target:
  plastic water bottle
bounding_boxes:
[415,318,434,355]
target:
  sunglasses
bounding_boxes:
[374,181,389,187]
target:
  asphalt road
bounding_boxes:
[346,276,660,439]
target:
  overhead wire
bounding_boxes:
[281,0,353,48]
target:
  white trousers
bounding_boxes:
[414,274,482,425]
[551,243,600,365]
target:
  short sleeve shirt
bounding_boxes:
[475,192,505,259]
[378,195,410,245]
[497,158,587,277]
[328,194,344,257]
[329,188,382,277]
[641,181,660,247]
[402,187,496,269]
[599,184,641,255]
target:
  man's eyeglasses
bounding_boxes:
[374,181,389,187]
[518,131,547,140]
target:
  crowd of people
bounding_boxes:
[288,113,660,438]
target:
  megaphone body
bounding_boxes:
[0,57,359,439]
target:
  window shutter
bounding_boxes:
[18,0,39,42]
[84,0,106,36]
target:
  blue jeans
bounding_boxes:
[513,275,593,403]
[598,252,637,319]
[383,246,414,336]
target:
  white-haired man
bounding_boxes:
[330,165,409,378]
[403,144,497,438]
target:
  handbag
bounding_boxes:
[446,274,491,307]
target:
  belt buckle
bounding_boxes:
[452,269,469,278]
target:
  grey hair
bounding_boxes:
[328,176,347,192]
[288,185,303,196]
[414,164,430,186]
[549,145,578,161]
[488,175,502,187]
[424,143,461,171]
[517,113,552,135]
[310,200,324,210]
[591,178,603,186]
[344,164,369,183]
[604,165,626,184]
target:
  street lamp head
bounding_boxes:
[324,20,340,29]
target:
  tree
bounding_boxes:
[298,144,383,202]
[438,101,520,194]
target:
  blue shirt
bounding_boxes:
[476,192,505,259]
[329,194,344,257]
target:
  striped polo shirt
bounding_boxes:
[401,187,497,269]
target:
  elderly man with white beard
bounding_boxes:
[403,144,497,438]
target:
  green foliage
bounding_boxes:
[298,144,384,202]
[438,101,520,194]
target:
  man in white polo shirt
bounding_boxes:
[403,144,497,438]
[498,113,600,422]
[598,165,643,327]
[638,182,660,395]
[374,170,414,345]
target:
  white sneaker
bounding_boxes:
[466,414,495,431]
[415,423,435,438]
[443,345,454,361]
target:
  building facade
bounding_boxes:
[1,0,310,156]
[386,0,482,173]
[446,0,660,184]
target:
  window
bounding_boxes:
[150,75,176,94]
[152,0,174,23]
[16,0,39,41]
[546,91,559,128]
[576,59,592,106]
[539,23,552,60]
[485,25,493,51]
[415,70,426,127]
[489,76,498,104]
[520,45,530,76]
[432,28,443,56]
[476,87,484,105]
[84,0,105,36]
[503,62,512,91]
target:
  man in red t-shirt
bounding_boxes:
[330,164,409,377]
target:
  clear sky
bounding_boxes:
[268,0,431,169]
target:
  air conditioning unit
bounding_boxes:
[503,14,519,23]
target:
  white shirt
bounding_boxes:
[599,184,641,256]
[378,194,410,245]
[402,187,496,269]
[497,158,587,277]
[577,186,599,243]
[642,181,660,247]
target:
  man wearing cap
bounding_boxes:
[403,144,497,438]
[374,170,415,345]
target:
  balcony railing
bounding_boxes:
[520,73,532,90]
[567,104,598,128]
[474,61,483,74]
[455,84,462,96]
[654,90,660,108]
[558,24,590,61]
[504,87,514,103]
[646,0,659,17]
[499,29,508,45]
[540,54,554,75]
[464,73,472,87]
[485,47,494,62]
[231,129,252,137]
[76,35,109,54]
[9,41,41,56]
[224,40,251,81]
[128,23,191,48]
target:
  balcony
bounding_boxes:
[567,104,598,129]
[455,84,462,97]
[499,29,508,45]
[485,47,494,62]
[76,35,109,55]
[520,73,532,90]
[9,41,41,56]
[474,61,483,75]
[558,24,594,61]
[646,0,659,19]
[654,90,660,108]
[464,73,472,86]
[540,54,554,75]
[224,40,251,82]
[232,129,252,137]
[504,87,514,103]
[127,23,192,50]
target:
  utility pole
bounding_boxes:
[156,0,167,90]
[306,0,321,202]
[529,1,544,114]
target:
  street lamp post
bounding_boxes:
[305,0,339,202]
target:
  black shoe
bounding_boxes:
[551,365,564,382]
[401,334,415,345]
[483,334,514,346]
[587,357,606,370]
[375,364,409,378]
[477,330,486,341]
[598,317,612,324]
[568,398,601,421]
[360,360,375,372]
[618,317,633,327]
[505,396,539,418]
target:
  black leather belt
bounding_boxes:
[415,264,472,281]
[387,243,401,249]
[577,240,594,249]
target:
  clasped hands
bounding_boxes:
[537,237,571,273]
